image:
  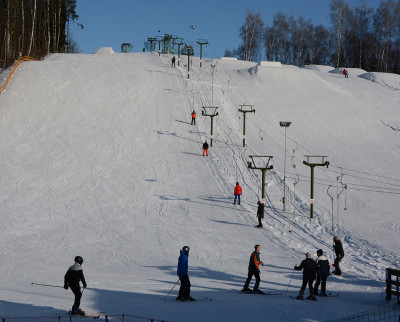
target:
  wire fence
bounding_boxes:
[328,304,400,322]
[0,314,168,322]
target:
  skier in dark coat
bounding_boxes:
[202,141,209,156]
[313,249,330,296]
[256,201,264,228]
[64,256,87,315]
[171,56,176,67]
[177,246,195,301]
[294,252,317,300]
[242,245,264,293]
[333,236,344,275]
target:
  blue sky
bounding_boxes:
[71,0,382,58]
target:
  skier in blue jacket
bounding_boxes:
[177,246,195,301]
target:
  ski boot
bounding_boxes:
[296,290,304,300]
[70,307,85,316]
[307,290,317,301]
[253,289,264,294]
[241,287,252,293]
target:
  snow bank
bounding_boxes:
[94,47,115,54]
[303,64,334,72]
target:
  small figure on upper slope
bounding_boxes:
[242,245,264,293]
[202,141,209,156]
[333,236,344,275]
[172,56,176,67]
[177,246,195,301]
[233,182,242,205]
[256,201,264,228]
[314,249,330,296]
[64,256,87,315]
[343,69,348,78]
[294,252,317,300]
[191,110,196,125]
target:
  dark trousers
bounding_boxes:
[314,274,328,294]
[334,256,342,273]
[178,275,191,299]
[300,278,314,293]
[257,216,263,227]
[191,118,196,125]
[70,285,82,309]
[244,270,260,291]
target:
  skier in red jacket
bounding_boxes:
[233,182,242,205]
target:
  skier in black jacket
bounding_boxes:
[256,201,264,228]
[313,249,330,296]
[64,256,87,315]
[333,236,344,275]
[294,252,317,300]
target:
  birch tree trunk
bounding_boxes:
[27,0,37,56]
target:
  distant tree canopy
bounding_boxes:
[228,0,400,74]
[0,0,83,69]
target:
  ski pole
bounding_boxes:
[286,268,295,292]
[167,279,180,297]
[31,282,64,288]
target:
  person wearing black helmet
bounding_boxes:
[177,246,195,301]
[64,256,87,315]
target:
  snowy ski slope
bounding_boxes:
[0,49,399,321]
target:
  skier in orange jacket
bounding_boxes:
[191,110,196,125]
[233,182,242,205]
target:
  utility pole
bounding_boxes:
[210,64,216,103]
[279,121,292,211]
[175,38,183,66]
[303,156,329,218]
[247,156,274,219]
[182,45,194,79]
[197,39,208,67]
[202,107,218,147]
[238,105,255,147]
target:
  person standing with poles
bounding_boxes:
[171,56,176,67]
[64,256,87,315]
[241,245,264,293]
[177,246,195,301]
[294,252,317,300]
[191,110,196,125]
[333,236,344,275]
[233,182,242,205]
[202,141,209,156]
[314,249,330,296]
[256,201,264,228]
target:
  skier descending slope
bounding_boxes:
[64,256,87,315]
[177,246,195,301]
[241,245,264,294]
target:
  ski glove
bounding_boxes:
[64,284,68,290]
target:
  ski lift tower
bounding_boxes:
[121,43,133,53]
[197,39,208,67]
[247,156,274,219]
[202,106,218,147]
[145,37,157,52]
[238,104,255,147]
[182,44,194,79]
[303,155,329,218]
[162,34,173,54]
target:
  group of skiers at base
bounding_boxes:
[241,237,345,300]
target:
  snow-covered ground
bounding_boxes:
[0,49,399,321]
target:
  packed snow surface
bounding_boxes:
[0,50,399,321]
